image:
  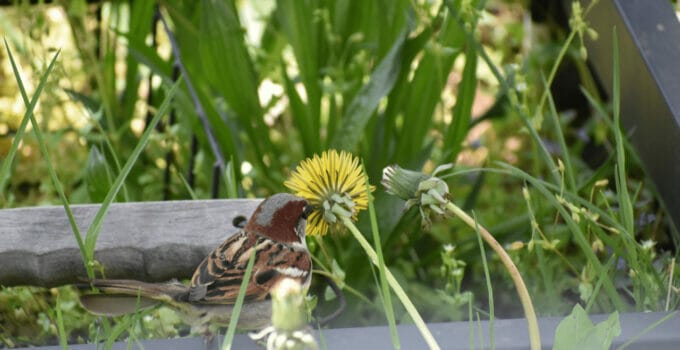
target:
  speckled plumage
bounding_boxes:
[80,193,312,333]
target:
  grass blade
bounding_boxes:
[0,41,52,197]
[84,145,115,202]
[468,295,474,350]
[364,163,399,349]
[446,0,560,185]
[616,311,678,350]
[544,75,576,192]
[340,215,440,349]
[580,87,641,166]
[224,155,238,199]
[585,256,617,313]
[445,200,540,349]
[54,294,68,350]
[473,211,495,350]
[83,79,182,262]
[496,162,627,310]
[4,42,93,276]
[222,249,257,350]
[534,29,578,128]
[474,40,560,184]
[611,29,634,235]
[666,258,676,312]
[176,167,199,200]
[104,314,136,349]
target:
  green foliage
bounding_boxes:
[1,0,679,347]
[554,305,620,350]
[0,286,96,347]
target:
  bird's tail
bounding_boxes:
[79,279,189,316]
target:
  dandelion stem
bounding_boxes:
[338,215,441,350]
[444,202,540,350]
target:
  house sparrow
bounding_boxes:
[79,193,313,334]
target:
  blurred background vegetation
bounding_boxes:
[1,0,679,347]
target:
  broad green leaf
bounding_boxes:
[553,304,620,350]
[197,0,276,171]
[120,0,155,124]
[371,21,438,175]
[331,26,408,151]
[256,11,287,78]
[394,12,464,165]
[126,26,240,176]
[444,34,477,161]
[282,60,319,155]
[199,0,260,117]
[276,0,322,125]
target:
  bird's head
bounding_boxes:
[244,193,312,244]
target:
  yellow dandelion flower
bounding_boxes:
[285,149,374,236]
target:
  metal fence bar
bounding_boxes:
[579,0,680,232]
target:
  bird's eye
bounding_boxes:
[302,205,314,219]
[232,215,247,228]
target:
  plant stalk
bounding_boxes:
[445,202,541,350]
[339,216,441,350]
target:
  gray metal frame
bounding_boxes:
[580,0,680,232]
[15,311,680,349]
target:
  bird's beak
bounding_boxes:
[302,205,315,219]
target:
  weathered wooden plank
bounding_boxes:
[0,199,261,287]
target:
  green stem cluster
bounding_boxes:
[338,215,441,350]
[445,202,541,350]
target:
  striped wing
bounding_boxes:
[187,230,311,304]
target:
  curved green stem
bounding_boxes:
[445,202,540,350]
[339,216,441,350]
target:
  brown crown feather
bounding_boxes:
[244,193,308,243]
